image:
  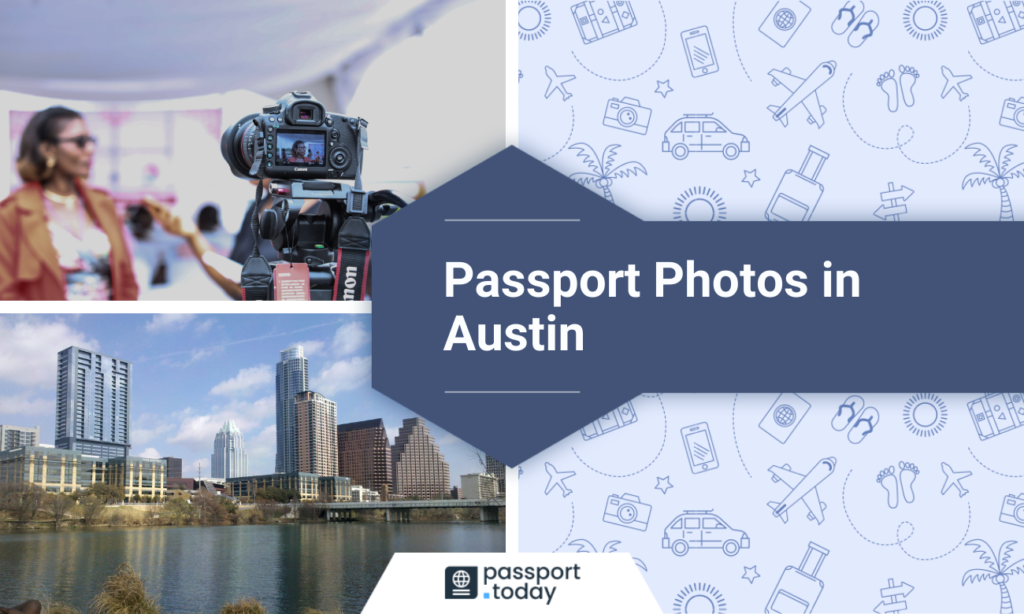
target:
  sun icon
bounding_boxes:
[673,187,727,222]
[903,393,948,437]
[673,583,727,614]
[519,0,552,42]
[903,1,947,41]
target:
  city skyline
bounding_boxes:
[0,314,484,479]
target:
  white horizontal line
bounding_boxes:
[444,391,581,394]
[444,219,580,222]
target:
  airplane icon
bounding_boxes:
[767,457,837,524]
[544,66,576,101]
[940,66,972,102]
[767,61,837,129]
[940,462,972,498]
[544,462,576,497]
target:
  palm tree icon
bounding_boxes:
[568,143,647,205]
[962,143,1024,221]
[962,539,1024,613]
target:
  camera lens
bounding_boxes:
[220,114,259,179]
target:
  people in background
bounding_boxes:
[285,141,311,164]
[0,599,42,614]
[0,106,139,300]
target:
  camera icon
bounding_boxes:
[1000,98,1024,132]
[603,493,652,531]
[1000,493,1024,528]
[603,97,652,135]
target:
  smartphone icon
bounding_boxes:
[682,422,719,474]
[682,26,718,78]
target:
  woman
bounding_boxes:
[0,106,138,300]
[285,140,311,164]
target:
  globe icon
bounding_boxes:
[452,570,471,589]
[774,405,797,427]
[774,8,797,30]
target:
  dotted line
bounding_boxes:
[553,502,574,553]
[571,1,666,82]
[969,446,1024,478]
[732,1,752,82]
[731,393,752,478]
[898,502,970,561]
[898,106,971,165]
[969,50,1024,82]
[542,105,574,162]
[571,396,666,477]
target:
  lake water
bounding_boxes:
[0,522,505,613]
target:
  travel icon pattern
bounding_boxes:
[518,393,1024,613]
[519,1,1024,221]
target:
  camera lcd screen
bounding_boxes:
[275,131,326,167]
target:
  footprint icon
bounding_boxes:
[899,66,919,108]
[899,461,919,504]
[877,466,899,509]
[878,70,899,113]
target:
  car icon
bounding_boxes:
[662,114,750,161]
[661,510,750,557]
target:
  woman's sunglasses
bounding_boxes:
[53,135,98,149]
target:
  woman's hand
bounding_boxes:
[142,196,196,239]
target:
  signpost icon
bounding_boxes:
[874,578,914,613]
[876,183,914,221]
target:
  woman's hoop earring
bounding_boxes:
[46,157,56,169]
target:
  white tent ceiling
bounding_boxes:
[0,0,467,102]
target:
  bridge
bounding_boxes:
[320,498,505,523]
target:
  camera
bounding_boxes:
[581,401,637,440]
[603,97,652,135]
[603,493,651,531]
[1001,97,1024,132]
[1000,493,1024,528]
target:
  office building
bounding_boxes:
[318,476,352,502]
[55,347,131,459]
[450,486,462,500]
[337,419,392,499]
[391,417,450,499]
[295,391,337,477]
[0,425,40,451]
[351,485,380,501]
[161,456,183,480]
[211,421,248,479]
[461,473,499,500]
[276,345,308,473]
[0,446,166,500]
[485,453,506,496]
[226,472,319,501]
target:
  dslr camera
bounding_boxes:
[603,493,651,531]
[1001,493,1024,528]
[603,97,652,135]
[1001,97,1024,132]
[221,92,405,301]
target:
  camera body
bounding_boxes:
[1001,98,1024,132]
[581,401,637,440]
[221,91,366,182]
[603,97,652,135]
[1001,493,1024,528]
[603,493,651,531]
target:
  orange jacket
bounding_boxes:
[0,180,139,300]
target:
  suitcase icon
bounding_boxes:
[766,146,830,221]
[766,541,829,613]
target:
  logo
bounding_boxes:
[293,167,308,171]
[445,566,478,599]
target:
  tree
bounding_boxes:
[192,490,227,524]
[567,143,647,205]
[962,143,1024,221]
[1,483,45,523]
[962,539,1024,614]
[44,493,75,529]
[79,494,106,526]
[163,498,191,525]
[87,482,125,504]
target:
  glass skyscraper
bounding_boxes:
[211,420,247,479]
[276,345,308,474]
[55,346,131,459]
[295,391,337,477]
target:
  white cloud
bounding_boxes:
[0,316,100,388]
[145,314,197,333]
[311,356,372,396]
[0,393,54,418]
[132,422,174,446]
[246,425,277,475]
[138,447,162,459]
[194,319,215,334]
[292,340,326,357]
[332,321,370,356]
[210,364,273,396]
[166,396,274,451]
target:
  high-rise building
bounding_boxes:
[0,446,166,500]
[0,425,40,451]
[485,453,506,496]
[276,345,308,473]
[161,457,183,480]
[295,391,337,478]
[450,486,462,500]
[211,421,248,479]
[55,347,131,459]
[391,417,450,499]
[337,419,392,500]
[461,473,499,500]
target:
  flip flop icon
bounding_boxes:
[848,11,880,48]
[832,395,865,431]
[848,407,879,444]
[832,1,865,35]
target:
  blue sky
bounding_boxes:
[0,314,483,479]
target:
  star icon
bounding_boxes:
[742,170,760,188]
[655,79,673,98]
[655,476,673,494]
[742,566,760,584]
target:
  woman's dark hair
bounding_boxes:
[16,106,83,183]
[290,140,306,156]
